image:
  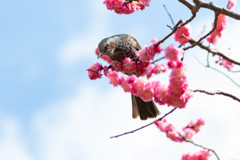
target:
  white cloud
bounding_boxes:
[0,118,32,160]
[58,0,111,67]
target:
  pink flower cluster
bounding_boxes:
[207,0,237,45]
[165,44,184,68]
[222,58,234,70]
[174,25,191,45]
[155,119,185,142]
[88,43,192,108]
[155,118,205,142]
[86,62,103,80]
[105,68,166,102]
[182,150,211,160]
[182,118,205,140]
[138,38,163,62]
[111,58,167,78]
[206,14,227,45]
[164,45,192,108]
[215,56,235,70]
[103,0,151,14]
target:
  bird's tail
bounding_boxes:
[131,95,160,120]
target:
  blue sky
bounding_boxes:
[0,0,240,160]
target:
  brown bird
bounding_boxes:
[98,34,160,120]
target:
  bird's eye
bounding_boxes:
[104,44,108,50]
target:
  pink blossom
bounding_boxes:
[142,63,167,79]
[120,75,137,92]
[138,46,154,62]
[111,60,122,71]
[155,119,185,142]
[136,62,150,75]
[167,91,193,108]
[152,63,167,74]
[222,58,234,70]
[138,38,163,62]
[86,62,103,80]
[121,57,136,73]
[106,69,121,86]
[103,66,109,76]
[139,81,154,102]
[183,118,205,136]
[131,77,146,96]
[95,48,111,63]
[182,128,196,140]
[153,83,168,105]
[182,150,211,160]
[174,25,191,45]
[207,14,227,45]
[227,0,237,10]
[165,44,184,62]
[151,37,163,53]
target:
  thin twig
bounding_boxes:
[229,70,240,73]
[110,107,177,138]
[207,66,240,88]
[151,57,165,64]
[180,3,201,28]
[163,4,175,25]
[154,20,183,47]
[188,39,240,66]
[191,49,240,88]
[181,135,220,160]
[193,89,240,103]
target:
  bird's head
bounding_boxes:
[98,36,118,59]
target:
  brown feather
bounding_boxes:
[131,95,160,120]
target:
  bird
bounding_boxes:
[98,34,160,120]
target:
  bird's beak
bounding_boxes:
[98,52,103,59]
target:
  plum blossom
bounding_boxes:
[155,119,185,142]
[222,58,234,70]
[227,0,237,10]
[182,150,211,160]
[165,44,184,61]
[86,62,103,80]
[106,69,121,86]
[121,57,136,73]
[155,118,205,142]
[140,81,154,102]
[174,25,191,45]
[182,118,205,140]
[103,0,151,15]
[138,38,163,62]
[131,77,146,96]
[120,75,137,92]
[207,14,227,45]
[206,0,237,45]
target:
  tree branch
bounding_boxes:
[179,0,240,20]
[188,39,240,66]
[193,89,240,103]
[110,107,177,138]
